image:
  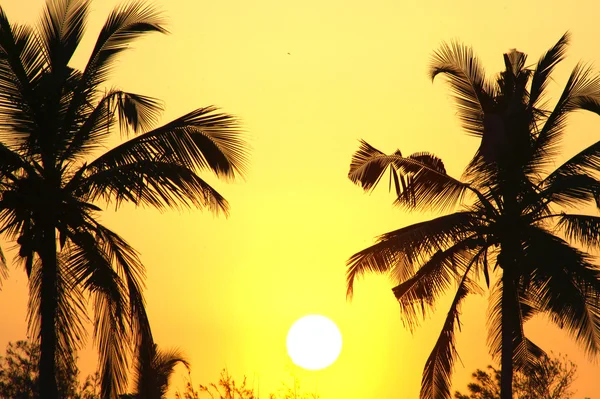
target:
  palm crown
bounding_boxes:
[347,33,600,399]
[0,1,248,398]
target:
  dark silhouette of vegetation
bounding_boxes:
[0,340,100,399]
[175,369,319,399]
[0,0,249,398]
[455,353,578,399]
[120,343,189,399]
[347,32,600,399]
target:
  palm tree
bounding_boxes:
[121,344,190,399]
[0,1,248,398]
[347,33,600,399]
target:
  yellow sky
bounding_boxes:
[2,0,600,398]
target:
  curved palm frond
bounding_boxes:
[429,42,492,137]
[84,106,248,180]
[534,173,600,211]
[132,344,190,399]
[81,1,167,89]
[544,140,600,185]
[61,90,163,163]
[523,227,600,355]
[532,64,600,171]
[39,0,89,74]
[420,268,479,399]
[392,241,484,332]
[60,2,167,153]
[556,214,600,249]
[0,10,42,144]
[528,32,570,110]
[67,230,130,399]
[346,211,483,298]
[348,140,469,212]
[75,161,229,213]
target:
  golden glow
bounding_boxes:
[286,315,342,370]
[0,1,600,398]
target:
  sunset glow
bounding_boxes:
[1,0,600,398]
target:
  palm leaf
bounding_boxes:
[346,211,483,298]
[60,1,166,140]
[66,230,131,399]
[132,344,189,399]
[39,0,89,73]
[535,173,600,210]
[532,64,600,170]
[61,90,163,163]
[82,1,166,89]
[392,240,484,332]
[556,214,600,249]
[522,227,600,356]
[0,9,42,145]
[429,41,492,137]
[420,269,477,399]
[529,32,570,109]
[84,107,248,180]
[348,142,469,212]
[76,160,229,213]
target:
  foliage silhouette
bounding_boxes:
[120,343,189,399]
[0,340,100,399]
[347,32,600,399]
[175,369,319,399]
[454,353,578,399]
[0,0,249,398]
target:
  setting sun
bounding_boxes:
[286,315,343,370]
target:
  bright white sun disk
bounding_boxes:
[286,314,342,370]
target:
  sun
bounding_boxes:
[286,314,343,370]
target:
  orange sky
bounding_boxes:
[1,0,600,398]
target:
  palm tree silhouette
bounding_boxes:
[347,33,600,399]
[0,1,248,398]
[121,344,190,399]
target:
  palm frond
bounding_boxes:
[76,160,229,213]
[0,9,42,145]
[84,106,248,181]
[529,32,570,109]
[60,90,163,163]
[348,141,469,212]
[133,344,189,399]
[59,1,166,141]
[535,173,600,210]
[82,1,167,89]
[420,271,475,399]
[522,227,600,356]
[556,214,600,249]
[391,240,484,332]
[39,0,89,72]
[66,230,130,399]
[346,211,483,298]
[545,140,600,184]
[115,91,163,135]
[532,64,600,170]
[429,41,492,137]
[347,139,394,191]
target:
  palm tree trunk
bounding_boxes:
[500,269,515,399]
[38,222,59,399]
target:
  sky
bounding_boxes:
[1,0,600,398]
